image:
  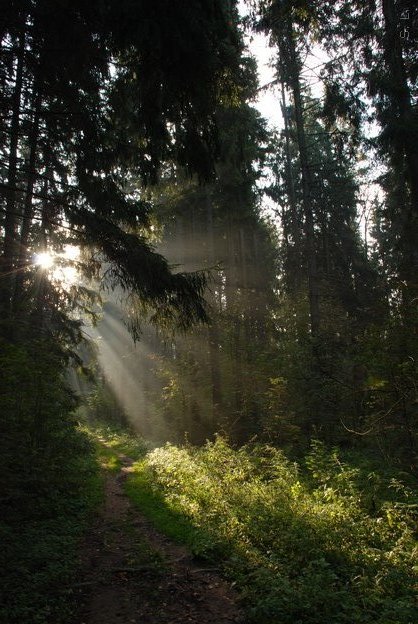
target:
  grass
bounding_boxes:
[84,422,149,464]
[124,459,220,558]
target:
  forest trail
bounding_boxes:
[75,453,245,624]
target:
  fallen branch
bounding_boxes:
[111,566,160,573]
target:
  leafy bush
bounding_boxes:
[131,437,417,623]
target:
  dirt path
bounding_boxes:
[75,456,245,624]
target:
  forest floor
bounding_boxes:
[74,451,245,624]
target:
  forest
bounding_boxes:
[0,1,417,623]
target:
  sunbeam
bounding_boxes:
[87,304,169,441]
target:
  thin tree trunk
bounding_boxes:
[287,21,320,336]
[33,162,50,333]
[208,323,222,428]
[206,189,223,427]
[281,81,301,286]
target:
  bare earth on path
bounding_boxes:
[75,455,246,624]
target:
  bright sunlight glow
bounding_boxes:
[34,251,54,269]
[34,246,80,287]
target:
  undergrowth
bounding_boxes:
[126,436,417,624]
[84,422,149,465]
[0,427,102,624]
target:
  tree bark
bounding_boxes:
[206,189,223,427]
[1,31,25,316]
[13,91,41,310]
[381,0,418,301]
[286,21,320,336]
[280,82,301,270]
[208,323,222,428]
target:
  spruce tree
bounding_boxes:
[0,0,244,341]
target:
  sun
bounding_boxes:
[33,246,80,286]
[34,251,55,269]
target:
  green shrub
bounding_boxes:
[130,437,417,624]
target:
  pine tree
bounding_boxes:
[0,0,244,342]
[317,0,418,309]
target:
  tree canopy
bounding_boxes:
[0,0,245,340]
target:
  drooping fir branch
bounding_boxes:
[72,207,208,336]
[0,0,244,339]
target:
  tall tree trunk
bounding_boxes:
[381,0,418,302]
[382,0,418,215]
[13,90,41,310]
[206,189,223,427]
[287,21,320,337]
[281,80,302,292]
[33,162,51,333]
[208,323,222,427]
[1,31,25,316]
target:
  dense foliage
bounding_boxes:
[0,0,246,342]
[0,339,101,623]
[125,436,417,624]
